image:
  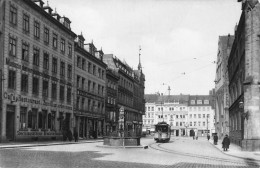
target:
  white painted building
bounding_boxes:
[143,94,215,137]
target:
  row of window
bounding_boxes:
[108,80,117,90]
[76,97,104,114]
[9,37,73,79]
[20,106,63,130]
[76,56,105,80]
[145,106,211,112]
[190,100,209,105]
[10,4,72,57]
[189,114,210,119]
[8,70,72,102]
[119,76,133,91]
[107,97,116,105]
[118,92,133,106]
[76,75,104,96]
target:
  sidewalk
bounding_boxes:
[0,139,103,149]
[209,138,260,161]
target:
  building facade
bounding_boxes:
[74,35,107,139]
[103,54,145,137]
[105,68,119,134]
[228,0,260,151]
[0,0,77,142]
[214,35,234,140]
[143,94,215,137]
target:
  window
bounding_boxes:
[198,121,201,127]
[67,64,72,79]
[43,53,49,70]
[60,61,65,77]
[88,80,91,92]
[82,78,85,90]
[194,114,196,118]
[152,107,154,111]
[194,122,196,126]
[44,27,49,44]
[60,85,65,101]
[180,122,182,126]
[51,83,57,100]
[68,43,72,57]
[88,62,92,73]
[197,100,202,104]
[203,114,205,118]
[98,68,101,78]
[52,57,57,73]
[20,107,27,129]
[9,36,16,57]
[34,21,40,39]
[204,100,209,104]
[77,76,80,88]
[49,111,56,130]
[77,56,81,68]
[81,98,85,110]
[53,33,57,49]
[203,122,205,126]
[28,108,37,129]
[190,114,192,118]
[190,122,192,126]
[191,100,195,104]
[8,70,16,89]
[176,115,178,118]
[82,58,86,70]
[176,122,178,126]
[22,43,29,61]
[10,5,17,25]
[32,77,39,95]
[42,80,49,97]
[93,82,96,92]
[102,70,104,79]
[198,114,201,118]
[93,65,96,75]
[33,48,40,66]
[67,87,71,103]
[21,74,28,92]
[61,38,65,53]
[23,14,30,33]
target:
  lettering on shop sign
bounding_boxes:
[6,58,72,86]
[3,92,73,110]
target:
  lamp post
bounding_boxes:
[185,122,189,136]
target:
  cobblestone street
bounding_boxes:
[0,136,259,168]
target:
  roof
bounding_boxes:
[145,94,189,104]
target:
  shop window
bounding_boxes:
[38,112,43,129]
[20,107,27,129]
[42,110,47,129]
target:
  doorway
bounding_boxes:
[6,105,15,141]
[176,130,179,136]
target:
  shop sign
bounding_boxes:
[3,92,72,110]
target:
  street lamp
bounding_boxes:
[185,122,189,136]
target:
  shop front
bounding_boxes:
[1,92,73,142]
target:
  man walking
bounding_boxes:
[222,134,230,151]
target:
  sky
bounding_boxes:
[48,0,242,95]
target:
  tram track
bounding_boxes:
[148,142,260,167]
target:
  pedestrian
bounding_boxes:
[67,129,73,142]
[214,134,218,145]
[73,128,78,142]
[207,134,210,141]
[222,134,230,151]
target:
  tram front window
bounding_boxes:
[156,126,168,132]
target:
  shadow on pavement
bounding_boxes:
[244,158,260,168]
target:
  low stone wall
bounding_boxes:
[103,137,140,146]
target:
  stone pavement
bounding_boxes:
[0,139,103,149]
[208,138,260,161]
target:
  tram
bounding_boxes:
[154,122,171,142]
